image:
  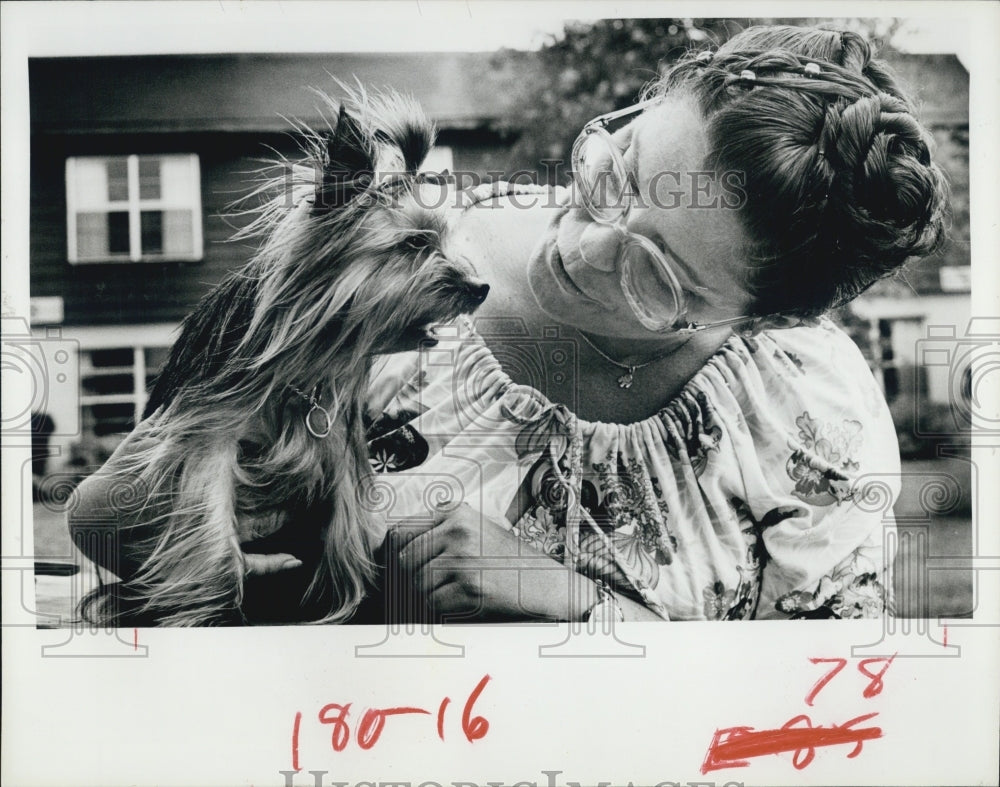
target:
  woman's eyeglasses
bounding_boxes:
[571,100,758,335]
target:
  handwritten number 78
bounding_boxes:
[805,654,897,706]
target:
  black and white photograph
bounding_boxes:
[2,2,998,786]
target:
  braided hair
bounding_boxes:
[650,26,950,317]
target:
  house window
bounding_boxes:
[66,154,203,263]
[876,317,927,402]
[79,345,170,461]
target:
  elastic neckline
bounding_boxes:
[458,316,752,434]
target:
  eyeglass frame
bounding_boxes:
[571,99,766,335]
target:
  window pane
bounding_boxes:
[89,348,133,367]
[89,402,136,436]
[75,212,109,259]
[71,159,109,209]
[106,158,129,201]
[108,211,130,254]
[82,373,135,397]
[140,211,163,254]
[162,209,194,255]
[144,346,170,375]
[138,157,161,200]
[159,156,196,202]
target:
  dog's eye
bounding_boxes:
[403,230,439,251]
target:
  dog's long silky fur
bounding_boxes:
[79,87,484,626]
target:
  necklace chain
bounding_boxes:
[576,330,687,390]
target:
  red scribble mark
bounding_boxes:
[461,674,491,742]
[701,712,882,774]
[943,626,948,647]
[857,654,896,699]
[805,657,848,706]
[133,628,138,650]
[437,697,450,741]
[291,711,302,772]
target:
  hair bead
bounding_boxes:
[739,69,757,84]
[803,62,821,77]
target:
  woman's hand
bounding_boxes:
[243,552,302,577]
[389,503,597,622]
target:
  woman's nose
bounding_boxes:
[578,222,621,272]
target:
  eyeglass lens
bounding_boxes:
[574,128,685,327]
[574,130,631,222]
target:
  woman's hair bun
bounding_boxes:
[660,24,951,316]
[822,90,948,272]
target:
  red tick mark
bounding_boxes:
[133,628,138,650]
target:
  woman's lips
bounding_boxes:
[544,206,607,308]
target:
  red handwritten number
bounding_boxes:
[318,703,351,752]
[437,697,450,741]
[356,706,431,750]
[291,711,302,772]
[804,658,848,706]
[461,674,491,742]
[857,654,896,699]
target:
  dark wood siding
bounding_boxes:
[30,129,518,326]
[30,131,293,326]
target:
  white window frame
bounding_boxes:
[65,154,203,264]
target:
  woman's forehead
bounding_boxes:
[632,93,709,168]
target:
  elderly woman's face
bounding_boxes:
[525,92,754,338]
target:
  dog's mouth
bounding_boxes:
[397,280,490,350]
[403,322,447,347]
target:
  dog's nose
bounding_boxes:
[467,280,490,304]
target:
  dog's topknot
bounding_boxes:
[312,83,437,214]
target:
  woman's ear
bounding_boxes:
[744,314,804,334]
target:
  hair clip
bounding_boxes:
[695,50,714,64]
[803,62,821,77]
[739,69,756,84]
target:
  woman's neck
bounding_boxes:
[448,196,734,422]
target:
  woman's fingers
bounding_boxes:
[243,552,302,576]
[396,526,449,575]
[385,518,437,555]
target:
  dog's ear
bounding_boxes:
[315,105,375,212]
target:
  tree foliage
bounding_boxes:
[493,17,900,184]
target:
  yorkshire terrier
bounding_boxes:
[77,88,488,625]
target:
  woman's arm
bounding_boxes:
[391,503,664,622]
[67,425,159,581]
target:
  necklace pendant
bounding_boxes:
[617,371,635,389]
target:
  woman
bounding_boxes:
[73,24,948,623]
[357,24,947,622]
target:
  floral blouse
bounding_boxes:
[364,317,898,620]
